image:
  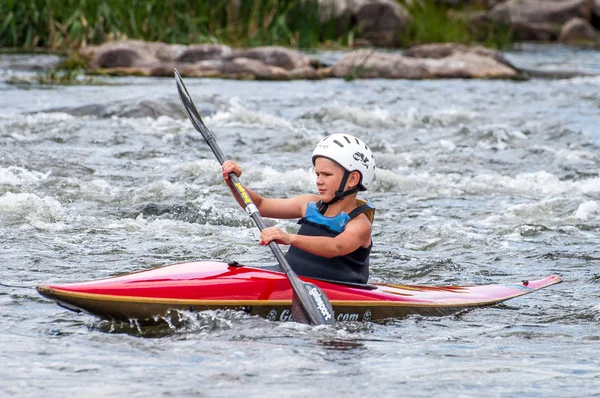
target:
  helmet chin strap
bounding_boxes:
[317,171,360,214]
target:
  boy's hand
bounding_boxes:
[222,161,242,184]
[260,227,293,246]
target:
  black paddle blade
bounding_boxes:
[292,282,335,326]
[173,69,213,141]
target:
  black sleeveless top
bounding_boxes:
[284,201,374,284]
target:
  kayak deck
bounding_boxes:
[37,261,562,323]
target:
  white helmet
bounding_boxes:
[312,134,375,191]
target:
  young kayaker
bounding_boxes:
[222,134,375,284]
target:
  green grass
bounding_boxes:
[0,0,352,49]
[0,0,511,51]
[404,0,471,46]
[403,0,513,49]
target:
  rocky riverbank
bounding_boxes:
[73,0,600,81]
[320,0,600,46]
[469,0,600,43]
[80,40,522,80]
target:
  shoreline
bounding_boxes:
[2,41,599,84]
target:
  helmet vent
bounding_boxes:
[333,140,344,148]
[344,136,351,143]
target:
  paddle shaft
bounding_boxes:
[174,69,334,325]
[173,80,282,261]
[204,136,287,266]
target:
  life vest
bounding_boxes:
[284,199,375,284]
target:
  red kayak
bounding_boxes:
[36,261,562,323]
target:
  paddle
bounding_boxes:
[173,69,335,326]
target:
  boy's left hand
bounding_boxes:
[259,227,292,246]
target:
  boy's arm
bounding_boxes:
[227,182,317,220]
[261,215,372,258]
[222,160,317,219]
[256,193,317,219]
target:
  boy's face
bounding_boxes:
[314,157,358,200]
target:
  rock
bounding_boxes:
[167,58,290,80]
[509,21,562,41]
[227,46,312,70]
[484,0,593,41]
[81,40,173,69]
[404,43,517,69]
[176,44,232,63]
[594,0,600,16]
[93,48,141,68]
[426,52,519,79]
[314,0,352,22]
[79,39,523,81]
[310,0,359,36]
[489,0,591,25]
[80,40,313,80]
[438,0,503,5]
[353,0,413,47]
[155,44,187,61]
[217,57,290,80]
[404,43,465,59]
[329,48,519,79]
[289,65,323,79]
[330,50,425,78]
[559,17,600,42]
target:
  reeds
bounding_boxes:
[0,0,351,49]
[0,0,511,50]
[404,0,512,49]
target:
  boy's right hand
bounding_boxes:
[222,161,242,184]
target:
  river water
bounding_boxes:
[1,45,599,397]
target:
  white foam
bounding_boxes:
[504,197,570,219]
[0,192,66,223]
[474,124,529,151]
[0,166,50,186]
[24,112,75,123]
[251,167,315,191]
[104,212,147,231]
[439,139,456,151]
[542,147,599,163]
[573,201,599,221]
[178,159,221,176]
[319,105,394,127]
[577,177,600,194]
[115,115,183,136]
[207,97,294,130]
[371,168,600,205]
[78,179,120,202]
[456,171,597,197]
[483,196,600,227]
[1,112,79,142]
[309,104,476,128]
[132,180,188,202]
[555,75,600,85]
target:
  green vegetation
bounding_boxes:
[0,0,511,51]
[7,53,97,85]
[403,1,512,48]
[404,1,472,45]
[0,0,352,50]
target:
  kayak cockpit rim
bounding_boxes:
[230,261,379,290]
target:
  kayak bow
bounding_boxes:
[37,261,562,323]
